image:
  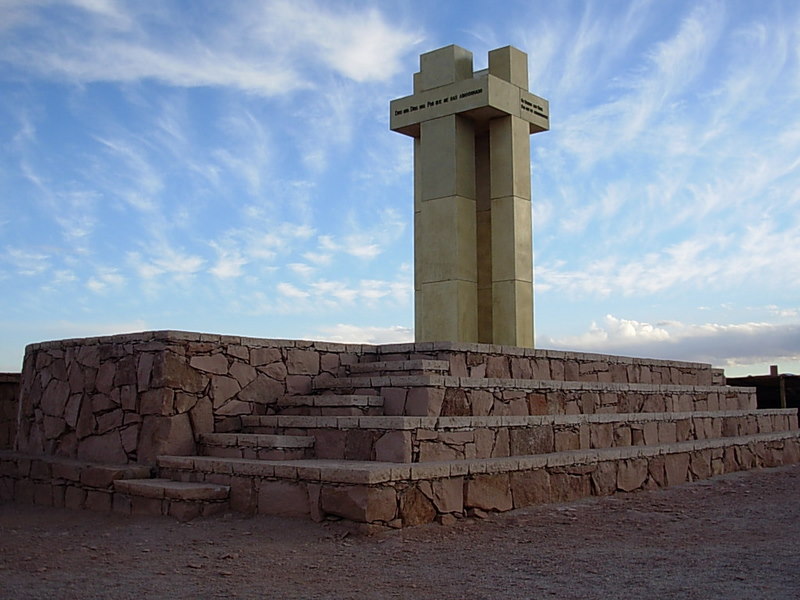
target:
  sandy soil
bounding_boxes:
[2,464,799,600]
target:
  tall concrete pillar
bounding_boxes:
[391,44,549,347]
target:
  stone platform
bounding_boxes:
[1,330,799,529]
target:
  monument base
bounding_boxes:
[2,331,799,528]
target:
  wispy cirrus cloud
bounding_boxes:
[0,0,421,93]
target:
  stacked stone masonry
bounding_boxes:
[2,330,799,529]
[0,373,20,450]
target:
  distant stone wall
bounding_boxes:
[16,331,373,465]
[0,373,20,450]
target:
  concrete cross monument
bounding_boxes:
[390,45,549,347]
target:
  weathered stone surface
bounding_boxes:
[137,352,154,392]
[114,355,137,387]
[239,374,282,405]
[400,486,437,526]
[320,485,397,523]
[257,481,309,517]
[441,389,470,416]
[189,398,214,438]
[425,477,463,513]
[286,349,320,375]
[156,352,207,393]
[286,375,311,396]
[617,458,648,492]
[406,388,444,417]
[217,399,251,416]
[374,431,412,463]
[138,414,195,464]
[550,471,590,502]
[41,379,70,417]
[95,362,116,394]
[251,347,282,367]
[190,354,228,375]
[465,474,512,511]
[665,453,690,486]
[77,431,127,464]
[690,450,712,480]
[510,470,550,507]
[486,356,511,379]
[230,362,257,388]
[140,388,173,416]
[590,461,617,496]
[211,376,240,408]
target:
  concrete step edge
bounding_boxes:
[156,430,800,485]
[238,410,795,431]
[201,433,314,448]
[114,478,230,501]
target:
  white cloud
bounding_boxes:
[3,247,50,276]
[86,266,125,293]
[313,323,413,345]
[0,0,420,94]
[276,282,309,300]
[541,314,800,368]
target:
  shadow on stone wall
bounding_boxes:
[0,373,20,450]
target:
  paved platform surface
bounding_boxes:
[2,464,799,599]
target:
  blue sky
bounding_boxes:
[1,0,799,377]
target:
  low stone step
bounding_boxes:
[200,433,314,460]
[348,360,450,375]
[113,478,229,521]
[239,409,798,463]
[315,375,756,417]
[156,430,800,528]
[276,394,384,416]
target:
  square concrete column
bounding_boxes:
[489,114,533,347]
[416,114,478,343]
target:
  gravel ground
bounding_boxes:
[2,464,800,599]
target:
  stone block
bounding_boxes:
[465,473,512,511]
[665,453,690,486]
[617,458,648,492]
[286,349,320,375]
[400,486,437,526]
[190,354,228,375]
[257,480,310,517]
[230,361,258,388]
[550,471,590,502]
[77,431,127,464]
[590,461,617,496]
[85,490,112,512]
[427,477,464,513]
[510,469,550,507]
[320,485,397,523]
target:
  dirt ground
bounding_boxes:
[2,464,799,600]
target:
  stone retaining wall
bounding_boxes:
[0,450,150,511]
[13,331,740,466]
[157,433,800,528]
[0,373,20,450]
[327,378,756,417]
[374,342,724,386]
[16,331,373,465]
[248,410,797,462]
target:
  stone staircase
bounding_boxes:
[139,347,800,529]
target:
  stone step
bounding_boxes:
[373,342,722,386]
[315,375,756,417]
[113,478,230,521]
[200,433,314,460]
[155,430,800,528]
[348,360,450,375]
[240,409,798,463]
[276,394,384,416]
